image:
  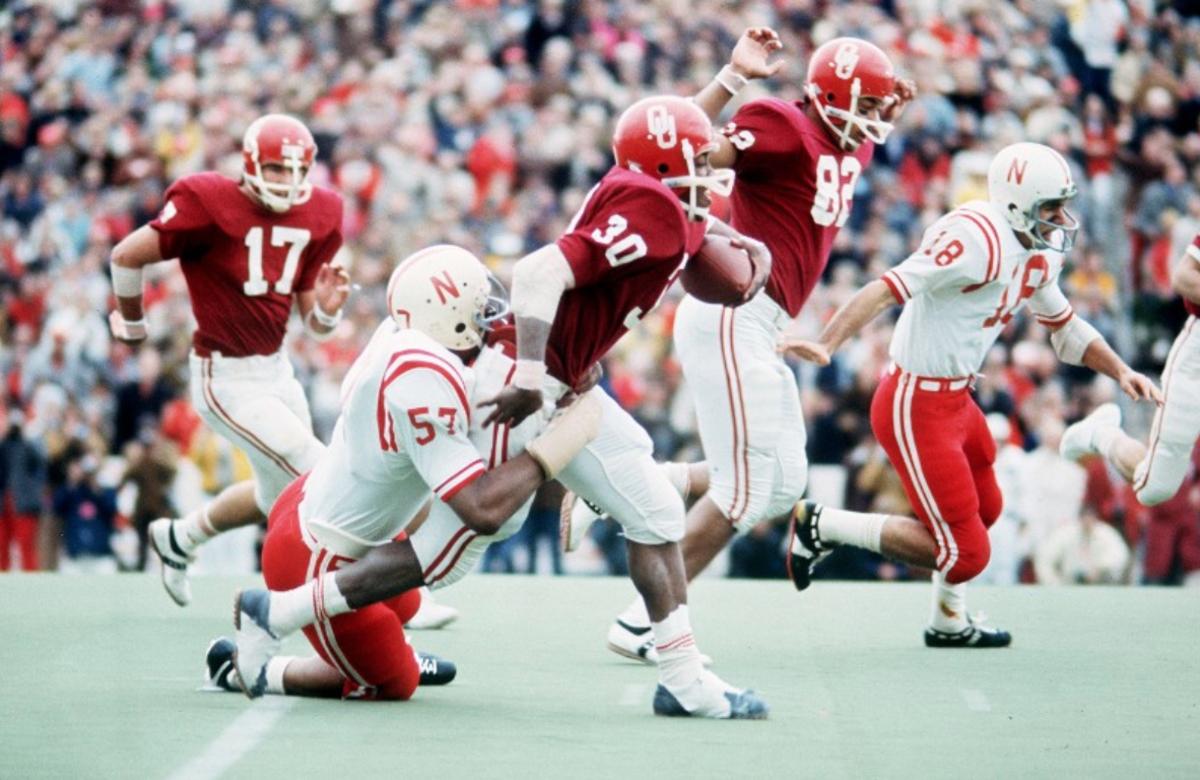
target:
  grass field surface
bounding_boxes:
[2,574,1196,779]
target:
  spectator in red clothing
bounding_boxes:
[0,409,46,571]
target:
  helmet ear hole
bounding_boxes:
[826,92,836,102]
[455,323,466,333]
[658,163,670,174]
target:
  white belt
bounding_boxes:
[889,364,974,393]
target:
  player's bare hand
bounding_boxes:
[480,385,544,428]
[779,338,831,366]
[729,235,772,303]
[1119,369,1163,405]
[730,27,785,80]
[881,78,918,123]
[315,263,351,315]
[108,310,147,344]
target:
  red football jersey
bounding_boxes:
[548,167,706,389]
[722,98,874,317]
[1187,234,1200,318]
[150,172,344,357]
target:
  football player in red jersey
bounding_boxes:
[108,114,350,607]
[478,95,771,719]
[574,32,916,659]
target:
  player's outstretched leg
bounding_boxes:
[1060,402,1122,461]
[786,500,838,591]
[233,589,280,699]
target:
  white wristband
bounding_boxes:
[310,305,342,329]
[715,65,749,96]
[112,264,144,298]
[513,359,545,391]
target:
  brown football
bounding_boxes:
[681,234,755,305]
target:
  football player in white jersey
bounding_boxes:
[783,142,1161,646]
[1060,233,1200,506]
[229,245,603,701]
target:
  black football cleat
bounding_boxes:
[924,619,1012,648]
[417,652,457,686]
[786,500,835,592]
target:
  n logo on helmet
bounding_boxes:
[646,105,677,150]
[431,270,460,304]
[833,43,860,79]
[1007,158,1028,185]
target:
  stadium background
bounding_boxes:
[1,0,1198,586]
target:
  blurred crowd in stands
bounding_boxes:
[1,0,1198,585]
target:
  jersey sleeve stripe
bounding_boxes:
[881,271,910,303]
[957,209,1000,286]
[1036,306,1074,327]
[435,459,486,499]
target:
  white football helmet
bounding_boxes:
[386,245,508,351]
[987,142,1079,252]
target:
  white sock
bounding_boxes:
[265,656,293,695]
[1093,425,1122,461]
[616,597,651,629]
[175,507,217,553]
[268,573,351,636]
[929,571,967,632]
[652,605,703,691]
[659,461,693,500]
[817,506,886,553]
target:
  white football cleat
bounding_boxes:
[652,669,768,720]
[1060,402,1121,462]
[148,518,193,607]
[560,491,604,553]
[606,619,712,667]
[405,587,459,630]
[233,589,280,699]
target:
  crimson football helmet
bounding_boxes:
[612,95,733,221]
[805,37,897,150]
[242,114,316,213]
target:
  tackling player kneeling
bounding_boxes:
[782,142,1161,646]
[229,245,601,701]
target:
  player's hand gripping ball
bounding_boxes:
[681,234,757,305]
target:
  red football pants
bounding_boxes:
[870,370,1002,584]
[262,476,422,700]
[0,500,38,571]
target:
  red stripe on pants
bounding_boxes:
[869,371,1001,584]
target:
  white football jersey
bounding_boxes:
[881,200,1074,378]
[299,322,486,551]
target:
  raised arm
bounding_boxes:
[693,27,784,169]
[479,244,576,427]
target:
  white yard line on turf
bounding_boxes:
[959,688,991,712]
[166,697,296,780]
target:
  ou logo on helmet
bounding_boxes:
[833,42,860,80]
[646,105,678,150]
